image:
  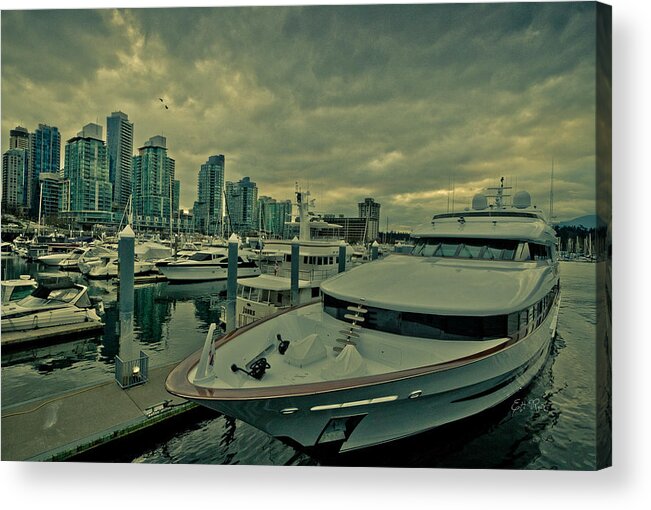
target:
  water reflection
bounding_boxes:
[1,257,227,408]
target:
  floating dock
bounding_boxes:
[1,321,105,349]
[1,362,196,461]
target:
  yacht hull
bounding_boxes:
[158,265,260,282]
[172,295,560,453]
[1,307,102,333]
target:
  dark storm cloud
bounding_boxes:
[2,3,598,228]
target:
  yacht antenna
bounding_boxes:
[549,158,555,221]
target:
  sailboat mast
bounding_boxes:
[549,158,555,222]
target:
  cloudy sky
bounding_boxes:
[2,2,599,229]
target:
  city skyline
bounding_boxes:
[2,4,601,229]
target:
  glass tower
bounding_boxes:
[64,123,113,219]
[106,111,134,213]
[29,124,61,216]
[132,135,177,230]
[194,154,225,235]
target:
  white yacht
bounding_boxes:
[227,190,353,328]
[156,247,260,283]
[167,179,561,453]
[1,274,103,333]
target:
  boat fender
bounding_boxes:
[231,358,271,380]
[276,333,290,355]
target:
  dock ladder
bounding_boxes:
[334,299,367,353]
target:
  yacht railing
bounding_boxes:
[260,264,338,281]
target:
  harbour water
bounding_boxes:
[1,257,605,469]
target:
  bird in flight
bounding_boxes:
[158,97,170,110]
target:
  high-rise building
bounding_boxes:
[2,149,28,211]
[257,195,292,238]
[29,124,61,215]
[106,111,134,213]
[132,135,177,230]
[225,176,258,235]
[9,126,30,150]
[38,172,63,219]
[358,197,381,241]
[63,123,113,224]
[194,155,225,235]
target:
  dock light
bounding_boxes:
[132,366,140,376]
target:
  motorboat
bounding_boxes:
[1,275,38,304]
[167,178,561,453]
[225,190,353,328]
[37,244,79,267]
[58,247,89,271]
[156,247,260,282]
[79,241,170,279]
[1,274,103,333]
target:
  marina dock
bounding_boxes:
[1,321,105,349]
[1,362,195,461]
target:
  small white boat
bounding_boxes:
[37,251,74,267]
[58,247,88,271]
[167,178,561,454]
[156,248,260,282]
[1,274,103,333]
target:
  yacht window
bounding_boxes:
[189,252,212,261]
[249,288,261,302]
[285,254,292,263]
[529,243,550,260]
[412,237,519,260]
[323,287,558,341]
[9,286,35,301]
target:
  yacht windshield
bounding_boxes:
[17,286,79,307]
[411,237,551,261]
[189,252,213,261]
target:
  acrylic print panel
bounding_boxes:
[0,2,611,470]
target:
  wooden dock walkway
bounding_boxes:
[1,362,194,461]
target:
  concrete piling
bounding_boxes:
[338,240,347,273]
[291,237,300,306]
[226,233,238,332]
[371,240,379,261]
[118,225,136,362]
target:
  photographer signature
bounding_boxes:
[510,397,553,414]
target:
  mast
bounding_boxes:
[549,158,555,222]
[37,181,43,236]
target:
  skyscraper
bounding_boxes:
[225,176,258,235]
[2,149,28,211]
[132,135,177,230]
[194,155,225,235]
[9,126,30,150]
[106,111,134,213]
[4,126,31,212]
[358,197,381,241]
[257,195,292,238]
[29,124,61,216]
[63,123,113,223]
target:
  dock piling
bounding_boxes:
[291,237,300,306]
[226,233,238,333]
[338,241,347,273]
[371,240,379,261]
